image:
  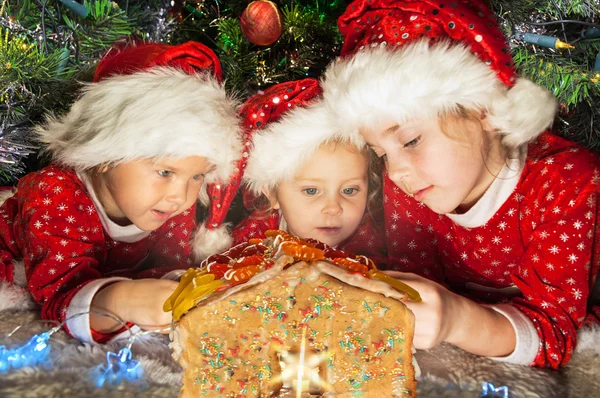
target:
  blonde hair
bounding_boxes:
[438,104,514,175]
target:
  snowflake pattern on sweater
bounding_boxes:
[0,164,197,341]
[383,133,600,368]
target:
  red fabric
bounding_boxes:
[338,0,516,86]
[222,78,324,229]
[93,41,223,82]
[383,132,600,368]
[92,40,232,238]
[0,164,197,341]
[232,209,387,264]
[239,78,322,130]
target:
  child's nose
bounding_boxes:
[166,183,187,205]
[386,156,410,188]
[322,196,343,216]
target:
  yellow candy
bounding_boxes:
[163,268,198,312]
[172,273,217,311]
[173,280,223,321]
[367,270,422,302]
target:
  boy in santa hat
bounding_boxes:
[320,0,599,368]
[231,78,386,260]
[0,41,242,343]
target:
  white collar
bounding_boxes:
[78,172,151,243]
[445,149,526,228]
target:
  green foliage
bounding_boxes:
[172,0,344,96]
[62,0,133,59]
[1,0,599,183]
[490,0,600,148]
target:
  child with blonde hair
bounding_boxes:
[0,42,242,343]
[232,78,385,258]
[320,0,600,368]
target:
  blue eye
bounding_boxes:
[404,136,422,148]
[158,170,172,177]
[303,188,318,196]
[192,174,204,181]
[342,188,358,195]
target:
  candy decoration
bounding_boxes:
[224,264,262,282]
[367,270,422,303]
[173,279,223,321]
[332,257,370,274]
[239,1,283,46]
[165,230,421,321]
[280,241,325,261]
[163,267,204,312]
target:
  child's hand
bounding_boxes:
[91,279,178,334]
[383,271,465,349]
[383,271,516,357]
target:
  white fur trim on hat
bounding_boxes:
[489,78,557,147]
[192,222,233,261]
[0,188,16,206]
[36,67,242,183]
[244,102,366,194]
[322,40,557,148]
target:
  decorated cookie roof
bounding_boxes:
[165,230,421,321]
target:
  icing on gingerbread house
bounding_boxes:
[167,230,420,397]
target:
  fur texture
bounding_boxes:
[0,306,597,397]
[243,102,366,194]
[0,281,35,312]
[0,188,16,206]
[192,223,233,260]
[322,41,557,148]
[36,67,242,183]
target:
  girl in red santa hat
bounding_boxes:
[230,78,386,259]
[320,0,600,368]
[0,41,243,343]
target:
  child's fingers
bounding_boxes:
[382,270,422,281]
[138,323,173,334]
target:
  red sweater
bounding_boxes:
[0,164,196,342]
[383,132,600,368]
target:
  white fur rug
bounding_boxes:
[1,282,598,397]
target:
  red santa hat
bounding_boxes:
[36,41,243,259]
[321,0,557,148]
[239,78,365,196]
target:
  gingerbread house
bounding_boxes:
[167,231,419,397]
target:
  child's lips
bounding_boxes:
[151,209,173,221]
[317,227,341,235]
[413,186,433,202]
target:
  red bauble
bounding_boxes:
[240,0,283,46]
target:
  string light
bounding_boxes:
[480,382,509,397]
[0,311,170,389]
[581,27,600,39]
[58,0,89,18]
[514,31,574,49]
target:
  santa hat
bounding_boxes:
[36,41,244,259]
[321,0,557,148]
[239,78,365,196]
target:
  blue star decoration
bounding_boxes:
[92,347,144,388]
[480,381,509,398]
[0,332,52,372]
